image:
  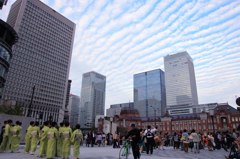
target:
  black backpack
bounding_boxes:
[146,130,154,138]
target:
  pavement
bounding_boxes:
[0,145,229,159]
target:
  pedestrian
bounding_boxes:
[13,121,22,153]
[57,122,64,157]
[0,120,11,152]
[126,123,141,159]
[30,121,40,155]
[61,121,72,159]
[38,121,49,157]
[96,132,103,147]
[191,129,200,153]
[144,125,155,155]
[182,129,189,153]
[71,124,83,159]
[24,121,34,153]
[46,122,58,159]
[173,132,180,149]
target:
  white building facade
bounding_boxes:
[80,71,106,128]
[164,51,198,115]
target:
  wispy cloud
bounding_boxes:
[1,0,239,110]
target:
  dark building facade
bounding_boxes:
[0,19,18,97]
[2,0,75,122]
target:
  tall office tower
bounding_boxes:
[80,71,106,128]
[134,69,166,119]
[63,80,72,122]
[69,94,80,127]
[0,19,18,97]
[164,51,198,115]
[2,0,75,122]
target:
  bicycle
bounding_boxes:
[119,140,131,159]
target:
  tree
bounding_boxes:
[0,103,24,116]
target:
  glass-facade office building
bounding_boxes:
[134,69,166,118]
[164,51,198,115]
[2,0,75,122]
[80,71,106,128]
[69,94,80,127]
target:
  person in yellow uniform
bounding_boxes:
[57,122,64,157]
[30,121,40,155]
[62,122,72,159]
[0,120,11,152]
[71,124,83,159]
[16,121,22,152]
[10,121,22,152]
[24,121,34,153]
[38,121,49,157]
[46,122,58,159]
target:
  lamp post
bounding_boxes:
[27,85,35,117]
[209,109,215,134]
[150,106,156,127]
[110,117,113,134]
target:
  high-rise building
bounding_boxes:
[164,51,198,115]
[2,0,75,122]
[63,80,72,122]
[0,19,18,97]
[69,94,80,127]
[134,69,166,119]
[80,71,106,128]
[106,102,134,117]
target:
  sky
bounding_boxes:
[1,0,240,110]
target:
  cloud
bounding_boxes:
[1,0,239,110]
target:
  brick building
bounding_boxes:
[112,103,240,134]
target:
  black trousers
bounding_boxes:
[131,142,140,159]
[146,140,154,154]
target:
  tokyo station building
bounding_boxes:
[108,103,240,134]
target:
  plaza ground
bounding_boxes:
[0,145,229,159]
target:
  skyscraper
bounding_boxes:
[164,51,198,115]
[69,94,80,127]
[2,0,75,122]
[80,71,106,128]
[134,69,166,118]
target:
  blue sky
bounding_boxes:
[1,0,240,110]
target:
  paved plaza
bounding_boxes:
[0,145,229,159]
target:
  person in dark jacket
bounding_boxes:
[126,123,141,159]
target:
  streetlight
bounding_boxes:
[27,85,35,117]
[209,109,215,134]
[110,117,113,134]
[150,106,156,127]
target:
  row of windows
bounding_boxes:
[27,1,73,32]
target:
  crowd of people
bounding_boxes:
[0,119,83,159]
[0,119,240,159]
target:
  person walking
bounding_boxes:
[182,129,189,153]
[57,122,64,157]
[24,121,34,153]
[0,120,12,152]
[191,129,200,153]
[71,124,83,159]
[144,125,155,155]
[11,121,22,153]
[30,121,40,155]
[61,122,72,159]
[38,121,49,157]
[46,122,58,159]
[126,123,141,159]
